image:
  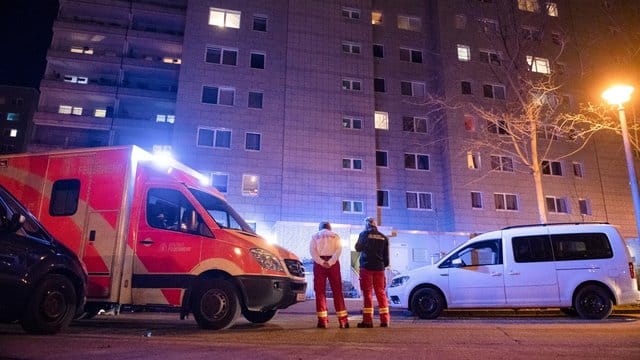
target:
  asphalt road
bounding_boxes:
[1,300,639,360]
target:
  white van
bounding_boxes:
[387,223,640,319]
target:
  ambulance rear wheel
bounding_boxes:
[192,279,240,330]
[242,309,277,323]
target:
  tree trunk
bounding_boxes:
[532,166,548,224]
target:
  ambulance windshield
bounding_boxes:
[188,188,255,234]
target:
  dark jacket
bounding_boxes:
[355,226,389,271]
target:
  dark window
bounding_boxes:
[512,235,554,262]
[376,151,388,167]
[202,86,219,104]
[551,233,613,260]
[50,179,80,216]
[253,16,267,32]
[250,53,265,69]
[461,81,472,94]
[377,190,389,207]
[373,44,384,58]
[374,78,386,92]
[248,92,263,109]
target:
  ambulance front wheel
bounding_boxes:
[192,278,241,330]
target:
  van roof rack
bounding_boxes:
[502,222,610,230]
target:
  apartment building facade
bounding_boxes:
[25,0,640,270]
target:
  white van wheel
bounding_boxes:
[411,288,444,319]
[192,279,240,330]
[574,285,613,320]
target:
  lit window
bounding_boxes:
[483,84,506,99]
[401,81,425,97]
[156,114,175,123]
[58,105,72,114]
[202,86,235,106]
[573,162,584,178]
[63,75,88,84]
[518,0,540,12]
[248,91,263,109]
[526,55,551,74]
[94,109,107,117]
[471,192,483,209]
[464,115,476,131]
[70,46,93,54]
[9,129,18,138]
[467,151,480,169]
[162,57,181,64]
[542,160,563,176]
[210,172,229,193]
[343,116,363,129]
[406,192,432,210]
[546,196,569,213]
[250,52,265,69]
[342,7,360,20]
[399,48,423,63]
[374,111,389,130]
[457,45,471,61]
[495,193,518,211]
[479,50,501,65]
[342,42,362,54]
[342,200,363,213]
[242,174,259,196]
[342,79,362,91]
[455,14,467,29]
[6,113,19,121]
[579,199,591,215]
[197,127,231,149]
[403,116,428,133]
[209,8,241,29]
[245,132,261,151]
[342,158,363,170]
[371,11,382,25]
[253,15,267,31]
[490,155,513,172]
[546,2,558,17]
[398,15,421,31]
[376,151,388,167]
[205,47,238,65]
[377,190,389,208]
[404,153,430,170]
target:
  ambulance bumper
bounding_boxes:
[236,275,307,311]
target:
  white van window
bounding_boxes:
[512,235,553,262]
[440,239,502,267]
[551,233,613,260]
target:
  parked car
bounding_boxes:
[0,185,87,334]
[388,223,640,320]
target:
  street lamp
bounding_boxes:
[602,85,640,237]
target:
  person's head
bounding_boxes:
[318,221,331,231]
[364,217,377,230]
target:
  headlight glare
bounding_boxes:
[249,248,285,273]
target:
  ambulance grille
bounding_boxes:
[284,259,305,277]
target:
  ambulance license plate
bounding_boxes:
[296,293,306,301]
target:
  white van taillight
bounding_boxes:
[630,262,636,279]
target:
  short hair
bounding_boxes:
[319,221,332,230]
[364,217,377,227]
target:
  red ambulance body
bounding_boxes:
[0,145,306,330]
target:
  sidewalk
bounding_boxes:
[282,298,640,316]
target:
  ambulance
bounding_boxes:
[0,146,306,330]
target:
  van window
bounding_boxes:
[147,188,212,237]
[512,235,553,262]
[50,179,80,216]
[440,239,502,267]
[551,233,613,260]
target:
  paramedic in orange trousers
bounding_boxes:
[355,217,390,328]
[310,221,349,329]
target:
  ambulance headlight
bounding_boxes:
[390,275,410,288]
[249,248,285,273]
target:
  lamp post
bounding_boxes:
[602,85,640,237]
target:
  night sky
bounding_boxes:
[0,0,59,89]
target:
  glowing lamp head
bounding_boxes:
[602,85,634,106]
